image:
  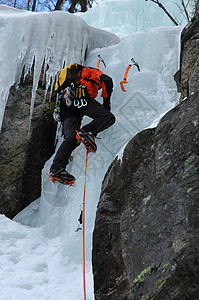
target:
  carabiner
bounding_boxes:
[81,98,87,107]
[74,99,81,108]
[74,98,87,109]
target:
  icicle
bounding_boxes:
[28,54,44,135]
[0,89,10,132]
[0,9,90,133]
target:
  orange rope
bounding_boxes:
[82,150,89,300]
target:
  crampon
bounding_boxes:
[76,130,97,153]
[46,173,75,186]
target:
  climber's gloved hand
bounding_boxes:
[103,98,111,111]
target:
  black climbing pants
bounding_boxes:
[50,98,115,171]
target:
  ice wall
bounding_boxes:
[79,0,186,36]
[14,24,182,300]
[23,24,181,229]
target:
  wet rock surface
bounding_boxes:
[0,76,56,219]
[93,11,199,299]
[174,13,199,101]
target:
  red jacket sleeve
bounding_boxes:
[77,68,113,100]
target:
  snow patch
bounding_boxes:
[116,142,128,164]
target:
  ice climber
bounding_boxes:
[48,63,115,185]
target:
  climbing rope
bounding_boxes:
[82,150,89,300]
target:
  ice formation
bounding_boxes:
[0,4,119,132]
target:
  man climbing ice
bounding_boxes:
[48,63,115,185]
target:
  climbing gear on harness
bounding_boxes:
[75,84,87,98]
[76,130,97,153]
[53,106,61,122]
[63,85,75,107]
[73,84,88,108]
[120,57,140,92]
[74,98,88,109]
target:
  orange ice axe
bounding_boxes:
[120,58,140,92]
[96,54,106,69]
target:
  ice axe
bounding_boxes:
[120,58,140,92]
[96,54,106,69]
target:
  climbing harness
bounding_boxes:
[120,57,140,92]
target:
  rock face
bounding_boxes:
[93,90,199,300]
[0,75,56,219]
[93,12,199,300]
[174,13,199,101]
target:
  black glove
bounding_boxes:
[103,99,111,111]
